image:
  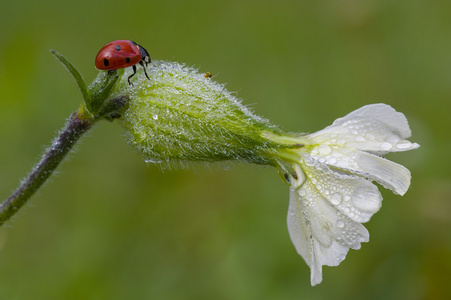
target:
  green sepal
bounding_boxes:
[88,69,121,115]
[50,50,90,107]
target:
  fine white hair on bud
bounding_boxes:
[114,61,419,286]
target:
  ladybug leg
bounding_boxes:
[128,65,137,86]
[139,61,151,81]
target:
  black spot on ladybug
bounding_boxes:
[115,45,121,51]
[103,58,109,67]
[125,57,130,63]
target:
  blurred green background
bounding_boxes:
[0,0,449,299]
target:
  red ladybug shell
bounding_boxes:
[95,40,142,70]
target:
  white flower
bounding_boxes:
[286,103,419,285]
[116,63,419,285]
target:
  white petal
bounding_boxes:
[328,103,413,139]
[308,104,420,154]
[301,155,383,222]
[287,187,316,281]
[348,151,412,195]
[284,103,419,285]
[306,145,412,196]
[287,163,371,286]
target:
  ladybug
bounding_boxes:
[95,40,151,85]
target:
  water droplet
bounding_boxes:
[337,139,346,146]
[356,136,366,142]
[337,220,344,228]
[327,157,337,164]
[366,133,375,140]
[304,157,315,166]
[153,115,159,120]
[318,145,332,155]
[330,194,342,205]
[381,142,392,151]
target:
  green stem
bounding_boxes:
[0,50,126,226]
[0,108,95,226]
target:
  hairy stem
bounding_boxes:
[0,109,95,226]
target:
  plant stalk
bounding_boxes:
[0,109,95,226]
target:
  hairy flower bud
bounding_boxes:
[117,61,289,165]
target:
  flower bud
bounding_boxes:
[117,61,289,165]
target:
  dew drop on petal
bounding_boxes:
[318,145,332,155]
[330,194,342,205]
[387,135,401,144]
[356,136,366,142]
[366,133,375,140]
[337,220,344,228]
[304,157,315,167]
[381,142,393,151]
[327,157,337,164]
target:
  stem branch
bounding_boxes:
[0,110,95,226]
